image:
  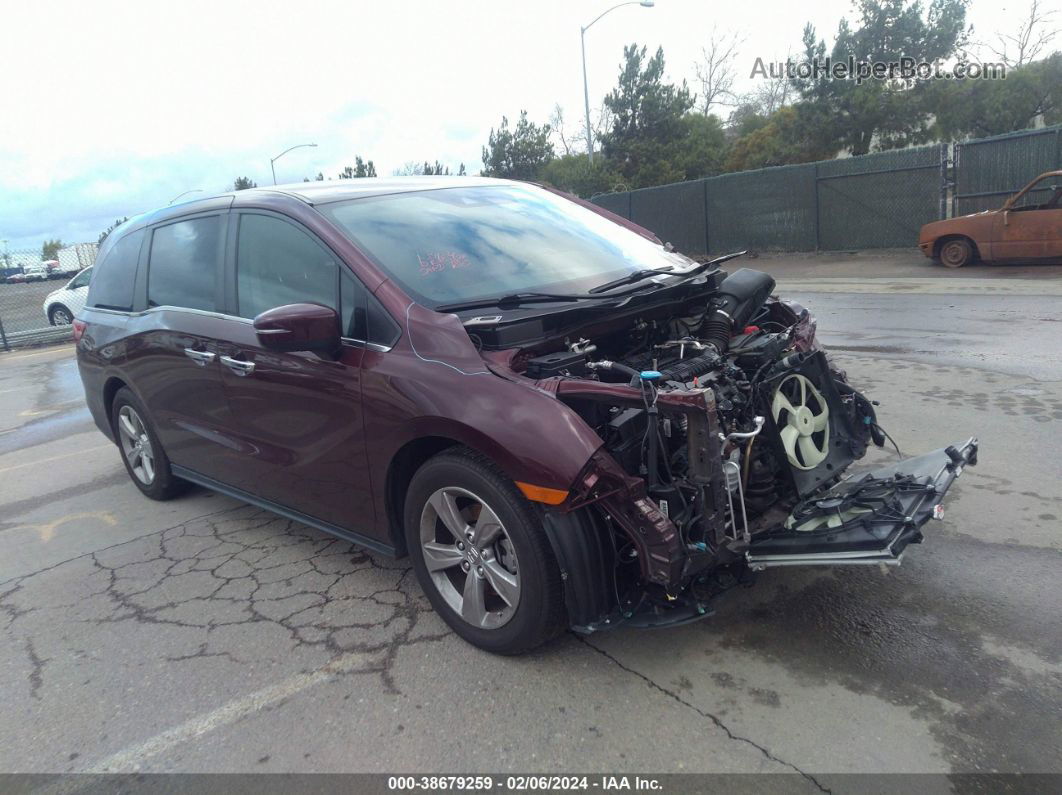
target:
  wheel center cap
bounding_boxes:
[467,546,481,563]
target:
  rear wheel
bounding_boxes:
[111,388,188,500]
[404,448,565,654]
[938,237,975,268]
[49,305,73,325]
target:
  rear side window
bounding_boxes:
[147,217,221,311]
[87,231,143,311]
[236,214,337,319]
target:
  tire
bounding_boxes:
[404,448,565,654]
[110,387,189,501]
[49,305,73,326]
[938,237,974,268]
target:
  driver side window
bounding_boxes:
[236,214,337,319]
[70,268,93,289]
[1011,179,1059,211]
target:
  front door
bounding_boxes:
[215,212,375,532]
[992,176,1062,260]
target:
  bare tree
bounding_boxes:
[751,56,793,116]
[693,28,746,115]
[736,50,794,118]
[393,161,424,176]
[983,0,1058,66]
[549,104,573,156]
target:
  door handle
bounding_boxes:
[220,355,255,376]
[184,348,216,366]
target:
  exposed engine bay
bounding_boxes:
[481,265,979,630]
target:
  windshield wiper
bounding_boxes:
[674,250,747,282]
[588,266,674,294]
[436,281,667,313]
[436,292,593,313]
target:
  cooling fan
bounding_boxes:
[771,373,830,470]
[784,478,906,533]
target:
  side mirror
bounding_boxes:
[253,303,340,353]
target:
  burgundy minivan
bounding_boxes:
[77,177,976,653]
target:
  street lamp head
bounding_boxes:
[640,1,654,6]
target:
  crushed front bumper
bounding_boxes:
[746,437,979,568]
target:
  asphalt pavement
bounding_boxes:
[1,253,1060,783]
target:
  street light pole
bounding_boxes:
[270,143,318,185]
[580,1,655,165]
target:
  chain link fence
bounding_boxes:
[954,126,1062,215]
[0,243,97,351]
[593,146,947,256]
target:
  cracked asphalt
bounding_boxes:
[1,255,1060,782]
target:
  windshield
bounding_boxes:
[318,184,693,308]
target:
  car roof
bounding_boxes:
[258,175,516,204]
[113,176,524,240]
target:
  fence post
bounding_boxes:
[0,312,9,352]
[703,178,711,254]
[951,142,959,218]
[939,142,949,220]
[812,162,821,251]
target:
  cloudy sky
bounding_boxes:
[0,0,1023,250]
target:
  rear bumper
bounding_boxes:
[746,437,978,568]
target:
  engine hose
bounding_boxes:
[588,360,641,383]
[701,312,732,354]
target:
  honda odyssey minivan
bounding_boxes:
[76,177,976,653]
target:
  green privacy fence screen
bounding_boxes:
[591,126,1061,255]
[953,126,1062,215]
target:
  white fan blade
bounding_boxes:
[780,425,799,460]
[772,390,795,420]
[799,435,827,467]
[813,410,828,432]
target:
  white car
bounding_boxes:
[23,263,50,282]
[42,266,93,325]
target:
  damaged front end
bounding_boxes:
[480,266,979,632]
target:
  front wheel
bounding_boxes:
[49,305,73,325]
[938,238,975,268]
[404,448,565,654]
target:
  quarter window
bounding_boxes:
[236,214,337,319]
[147,217,220,311]
[87,231,143,311]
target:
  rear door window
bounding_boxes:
[235,214,337,319]
[147,216,221,311]
[86,231,143,311]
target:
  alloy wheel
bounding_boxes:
[117,405,156,485]
[419,486,521,629]
[52,307,72,325]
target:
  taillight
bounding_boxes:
[72,318,87,342]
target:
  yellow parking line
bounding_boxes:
[0,443,112,475]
